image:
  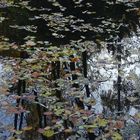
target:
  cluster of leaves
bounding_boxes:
[0,37,139,140]
[0,0,140,140]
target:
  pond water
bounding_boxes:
[0,0,140,140]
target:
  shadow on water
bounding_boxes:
[0,0,139,45]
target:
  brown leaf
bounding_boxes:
[31,72,40,78]
[43,111,53,116]
[64,128,73,133]
[70,57,79,62]
[114,121,124,129]
[0,87,9,95]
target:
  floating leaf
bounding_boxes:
[44,126,51,130]
[112,132,123,140]
[26,40,36,46]
[43,129,54,137]
[22,126,33,131]
[127,97,138,102]
[43,111,53,116]
[83,124,97,128]
[64,128,73,133]
[1,101,9,106]
[94,118,108,127]
[41,92,52,97]
[55,109,64,116]
[134,113,140,120]
[83,98,96,106]
[64,109,71,115]
[15,130,23,135]
[38,128,45,134]
[0,87,9,95]
[114,121,124,129]
[31,72,40,78]
[70,57,79,62]
[99,119,108,127]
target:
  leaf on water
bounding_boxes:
[38,128,45,134]
[26,58,37,63]
[83,98,96,106]
[64,109,71,115]
[70,91,84,98]
[94,118,108,127]
[1,101,9,106]
[70,57,80,62]
[55,109,64,116]
[52,119,57,124]
[0,87,9,95]
[6,107,19,114]
[25,40,36,46]
[48,46,59,51]
[22,126,33,131]
[43,129,54,137]
[44,126,51,130]
[43,111,53,116]
[15,130,23,135]
[0,16,6,23]
[134,113,140,120]
[8,137,22,140]
[82,116,88,120]
[99,119,108,127]
[83,124,97,128]
[112,132,123,140]
[11,44,19,49]
[6,106,27,114]
[31,71,40,78]
[11,95,21,100]
[87,128,94,133]
[127,97,138,102]
[64,128,73,133]
[114,121,124,129]
[40,92,52,97]
[80,110,93,116]
[25,95,36,100]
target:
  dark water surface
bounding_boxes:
[0,0,139,45]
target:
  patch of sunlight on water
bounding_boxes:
[91,33,140,114]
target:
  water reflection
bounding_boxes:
[0,0,140,140]
[90,34,140,114]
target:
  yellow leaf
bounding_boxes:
[112,132,123,140]
[134,113,140,120]
[55,109,64,116]
[15,130,23,135]
[95,118,108,127]
[83,124,97,128]
[43,129,54,137]
[22,126,33,131]
[87,128,94,133]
